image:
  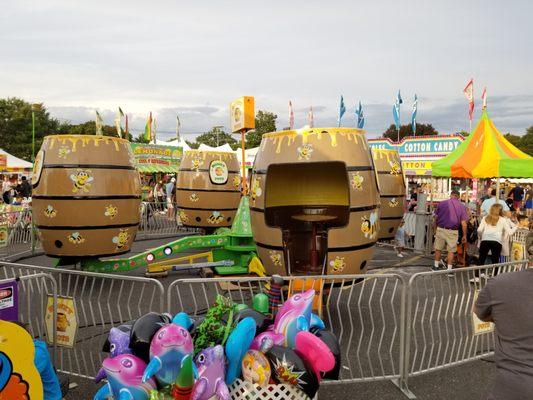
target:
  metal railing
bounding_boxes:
[0,261,165,379]
[402,260,529,388]
[168,274,408,387]
[0,272,58,363]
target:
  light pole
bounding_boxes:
[213,125,224,147]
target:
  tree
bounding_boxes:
[504,133,522,149]
[189,126,238,149]
[382,123,438,141]
[0,97,67,161]
[245,110,277,149]
[133,132,150,143]
[457,130,470,137]
[519,127,533,156]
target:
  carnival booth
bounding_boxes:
[0,148,33,175]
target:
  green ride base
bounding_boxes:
[79,196,257,275]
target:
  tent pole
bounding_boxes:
[495,177,500,200]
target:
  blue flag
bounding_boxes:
[338,95,346,127]
[396,90,403,105]
[355,101,364,129]
[411,94,418,135]
[393,90,402,130]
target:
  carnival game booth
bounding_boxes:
[0,148,33,176]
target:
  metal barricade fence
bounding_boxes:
[0,272,58,362]
[133,202,201,240]
[167,273,408,389]
[0,208,37,258]
[402,260,529,387]
[0,261,165,379]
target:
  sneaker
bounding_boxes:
[469,277,481,284]
[397,253,404,258]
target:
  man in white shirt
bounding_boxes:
[480,189,510,217]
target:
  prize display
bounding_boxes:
[93,280,340,399]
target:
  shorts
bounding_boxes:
[434,227,458,253]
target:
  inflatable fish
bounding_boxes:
[94,354,156,400]
[96,326,132,383]
[224,317,256,385]
[142,323,194,386]
[294,331,335,381]
[172,312,194,331]
[192,345,230,400]
[251,289,315,350]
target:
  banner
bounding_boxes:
[130,143,183,172]
[45,295,78,348]
[0,224,7,247]
[0,279,18,321]
[401,161,432,176]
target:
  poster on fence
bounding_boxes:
[472,290,494,335]
[0,224,7,247]
[0,279,18,321]
[45,295,78,348]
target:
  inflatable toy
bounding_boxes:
[193,295,233,352]
[250,127,380,275]
[311,329,341,380]
[192,345,230,400]
[266,345,318,399]
[172,312,194,331]
[94,354,156,400]
[372,149,406,240]
[251,289,315,350]
[224,317,256,385]
[96,324,132,383]
[232,308,272,335]
[32,135,141,258]
[130,312,172,363]
[142,323,194,386]
[241,350,271,386]
[176,150,241,231]
[0,321,43,400]
[294,331,335,381]
[170,355,195,400]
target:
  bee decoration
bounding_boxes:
[388,197,399,208]
[297,143,314,160]
[389,160,401,175]
[361,210,379,239]
[269,251,282,267]
[112,229,131,251]
[207,211,225,224]
[329,256,346,273]
[104,205,118,219]
[44,205,57,218]
[68,232,85,244]
[70,169,94,193]
[350,172,364,191]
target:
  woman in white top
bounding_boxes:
[477,203,517,265]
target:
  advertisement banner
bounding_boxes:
[45,295,78,348]
[130,143,183,172]
[368,135,464,157]
[0,279,18,321]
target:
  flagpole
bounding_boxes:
[397,106,400,142]
[31,105,36,162]
[125,115,129,139]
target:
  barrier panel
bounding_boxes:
[0,208,37,258]
[0,272,58,361]
[137,202,201,239]
[403,260,529,385]
[0,261,165,379]
[167,273,408,388]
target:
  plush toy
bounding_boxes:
[251,289,315,350]
[142,323,194,386]
[94,354,156,400]
[224,317,256,385]
[172,312,194,331]
[191,345,230,400]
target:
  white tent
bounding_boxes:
[197,143,234,153]
[154,138,191,152]
[0,148,32,173]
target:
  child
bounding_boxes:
[395,219,406,258]
[517,214,530,229]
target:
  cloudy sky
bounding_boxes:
[1,0,532,140]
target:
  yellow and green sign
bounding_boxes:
[130,143,183,173]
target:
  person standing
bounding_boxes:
[524,190,532,218]
[166,177,175,218]
[475,268,533,399]
[511,184,525,211]
[17,176,32,198]
[433,190,468,272]
[480,189,510,217]
[2,176,14,204]
[477,203,517,265]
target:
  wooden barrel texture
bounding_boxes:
[250,128,380,276]
[372,149,406,240]
[176,150,241,229]
[32,135,141,257]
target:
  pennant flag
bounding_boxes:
[289,101,294,130]
[176,115,181,141]
[411,94,418,135]
[355,101,364,129]
[392,90,403,131]
[308,106,314,128]
[125,114,129,138]
[481,87,487,109]
[95,111,103,136]
[114,107,124,138]
[152,117,157,143]
[463,79,474,121]
[338,95,346,127]
[144,112,152,142]
[396,90,403,105]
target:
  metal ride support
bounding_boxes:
[167,273,414,398]
[0,261,165,379]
